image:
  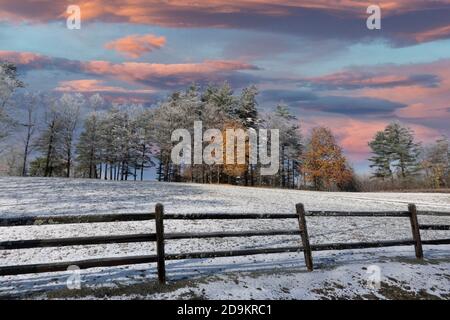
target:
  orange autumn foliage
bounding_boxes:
[303,127,353,191]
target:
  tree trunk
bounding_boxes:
[44,124,55,177]
[22,129,31,176]
[66,149,71,178]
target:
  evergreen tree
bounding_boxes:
[235,85,258,129]
[368,131,393,180]
[0,62,24,142]
[266,104,303,188]
[233,85,259,185]
[0,62,24,110]
[369,122,421,181]
[77,112,102,178]
[385,122,421,179]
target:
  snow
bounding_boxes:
[0,177,449,299]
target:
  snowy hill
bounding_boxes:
[0,177,449,299]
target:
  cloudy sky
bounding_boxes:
[1,0,450,172]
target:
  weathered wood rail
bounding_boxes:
[0,203,449,284]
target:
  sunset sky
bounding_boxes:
[1,0,450,172]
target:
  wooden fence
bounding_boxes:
[0,203,449,284]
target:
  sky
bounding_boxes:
[1,0,450,172]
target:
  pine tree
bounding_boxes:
[235,85,258,129]
[368,131,393,180]
[234,85,259,185]
[202,82,236,119]
[0,62,24,110]
[77,112,102,178]
[0,62,24,141]
[385,122,421,179]
[200,83,236,184]
[369,122,421,181]
[266,104,303,188]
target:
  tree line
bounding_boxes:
[1,62,449,191]
[367,122,449,190]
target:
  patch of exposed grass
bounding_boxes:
[18,278,204,300]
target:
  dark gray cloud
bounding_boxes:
[297,73,441,91]
[2,1,450,46]
[260,88,406,117]
[260,89,317,104]
[298,96,406,116]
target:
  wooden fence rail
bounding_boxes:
[419,224,450,231]
[1,211,449,227]
[0,203,449,284]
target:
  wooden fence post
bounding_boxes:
[155,203,166,284]
[408,204,423,259]
[296,203,313,271]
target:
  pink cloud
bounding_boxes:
[0,50,46,64]
[105,34,166,58]
[0,50,259,87]
[395,103,450,119]
[55,79,155,94]
[306,60,450,121]
[80,59,259,85]
[304,116,442,162]
[1,1,445,22]
[1,1,450,44]
[410,24,450,43]
[301,72,436,90]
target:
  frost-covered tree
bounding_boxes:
[96,104,145,180]
[154,88,200,182]
[34,99,65,177]
[233,85,259,185]
[0,62,24,142]
[0,63,24,110]
[199,83,237,183]
[59,93,83,177]
[203,83,235,117]
[264,104,303,188]
[368,131,393,181]
[18,92,41,176]
[77,113,103,178]
[421,136,450,188]
[134,108,155,181]
[32,93,83,177]
[235,85,258,129]
[76,95,105,178]
[386,122,421,179]
[369,122,421,181]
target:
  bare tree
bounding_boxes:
[35,99,64,177]
[59,93,83,177]
[19,92,41,176]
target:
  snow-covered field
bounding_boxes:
[0,177,449,299]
